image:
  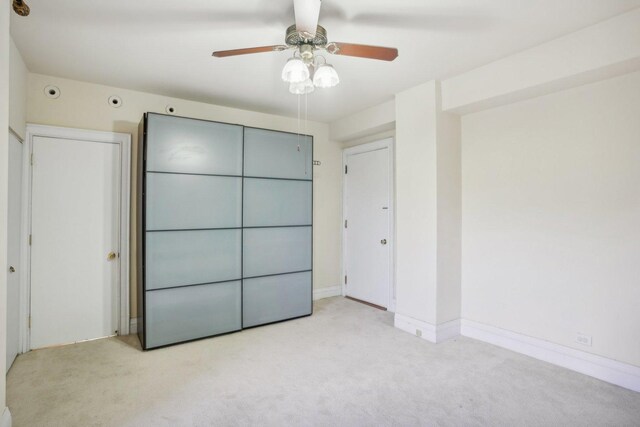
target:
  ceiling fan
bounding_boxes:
[212,0,398,94]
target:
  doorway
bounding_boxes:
[342,138,394,311]
[23,125,131,350]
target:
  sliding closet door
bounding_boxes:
[242,128,313,327]
[144,114,243,348]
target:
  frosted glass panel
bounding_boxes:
[146,114,242,175]
[243,178,312,227]
[146,229,241,289]
[145,281,241,348]
[243,272,312,327]
[146,173,241,230]
[243,227,312,277]
[244,128,312,180]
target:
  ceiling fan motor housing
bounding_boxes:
[285,24,327,47]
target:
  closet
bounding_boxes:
[137,113,313,349]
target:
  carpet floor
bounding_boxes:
[7,297,640,426]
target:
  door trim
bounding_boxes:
[21,124,131,352]
[342,138,395,312]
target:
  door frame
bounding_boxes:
[7,128,24,371]
[21,124,131,352]
[342,138,395,312]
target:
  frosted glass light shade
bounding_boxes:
[313,64,339,88]
[281,58,309,83]
[289,78,315,95]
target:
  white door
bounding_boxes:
[30,136,120,349]
[7,132,23,371]
[344,141,392,308]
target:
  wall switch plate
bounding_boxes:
[416,329,422,337]
[576,333,592,346]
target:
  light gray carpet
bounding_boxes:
[7,297,640,426]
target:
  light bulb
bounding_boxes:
[313,64,339,88]
[282,58,310,83]
[289,78,315,95]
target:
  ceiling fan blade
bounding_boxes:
[212,45,288,58]
[294,0,322,37]
[328,42,398,61]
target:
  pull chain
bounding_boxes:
[297,93,301,152]
[304,91,308,176]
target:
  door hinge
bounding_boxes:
[28,234,32,246]
[345,275,347,285]
[344,219,347,229]
[30,153,34,166]
[344,165,348,174]
[28,316,31,329]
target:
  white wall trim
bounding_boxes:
[394,313,460,343]
[342,138,396,312]
[313,285,342,301]
[461,319,640,393]
[21,124,131,353]
[1,407,11,427]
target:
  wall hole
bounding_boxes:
[44,85,60,99]
[108,95,123,108]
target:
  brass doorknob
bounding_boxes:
[380,239,387,245]
[107,252,117,261]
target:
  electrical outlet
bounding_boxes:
[416,329,422,338]
[576,333,592,346]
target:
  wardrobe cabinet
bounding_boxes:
[137,113,313,349]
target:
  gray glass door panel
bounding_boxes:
[243,178,312,227]
[146,114,243,175]
[145,281,241,348]
[243,272,312,327]
[146,229,241,290]
[244,128,312,180]
[243,226,312,278]
[146,173,241,230]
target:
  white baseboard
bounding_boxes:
[461,319,640,393]
[313,285,342,301]
[394,313,461,343]
[129,318,138,334]
[1,407,11,427]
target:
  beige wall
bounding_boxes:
[461,70,640,366]
[435,109,461,324]
[394,81,461,328]
[9,37,27,140]
[27,73,343,319]
[330,100,395,142]
[395,81,439,324]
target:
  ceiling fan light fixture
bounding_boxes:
[289,78,315,95]
[282,57,310,83]
[312,64,339,88]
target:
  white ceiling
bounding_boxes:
[11,0,640,123]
